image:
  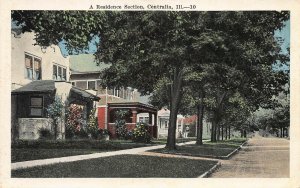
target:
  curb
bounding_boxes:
[198,161,222,178]
[222,140,248,159]
[152,140,249,160]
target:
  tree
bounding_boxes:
[12,11,289,149]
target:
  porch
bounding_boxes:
[106,102,158,139]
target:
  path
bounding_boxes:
[11,141,195,170]
[210,132,290,178]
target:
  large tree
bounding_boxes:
[12,11,289,149]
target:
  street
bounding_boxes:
[210,132,289,178]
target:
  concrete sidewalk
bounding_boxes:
[12,141,196,170]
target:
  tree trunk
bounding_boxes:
[217,124,220,141]
[221,124,224,140]
[228,125,231,139]
[53,118,57,140]
[196,91,204,145]
[211,117,218,142]
[225,124,228,140]
[166,69,183,150]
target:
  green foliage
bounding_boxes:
[38,128,53,140]
[132,122,151,143]
[87,108,99,139]
[46,96,64,119]
[114,109,129,139]
[12,11,290,146]
[46,95,65,139]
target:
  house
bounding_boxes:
[138,108,184,138]
[11,30,99,140]
[69,54,158,138]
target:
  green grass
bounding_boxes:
[11,154,218,178]
[151,137,198,144]
[12,149,108,162]
[11,139,155,162]
[150,138,247,159]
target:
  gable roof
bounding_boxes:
[11,80,56,94]
[69,54,110,74]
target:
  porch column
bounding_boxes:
[106,108,111,129]
[132,110,137,124]
[148,112,153,125]
[154,112,157,126]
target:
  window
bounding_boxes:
[113,87,120,97]
[29,97,43,117]
[165,120,168,128]
[88,81,96,90]
[53,64,67,81]
[76,81,87,89]
[25,53,42,80]
[72,80,100,90]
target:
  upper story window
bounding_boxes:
[88,81,96,90]
[53,64,67,81]
[25,53,42,80]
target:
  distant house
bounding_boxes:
[69,54,158,138]
[11,30,99,140]
[138,108,184,138]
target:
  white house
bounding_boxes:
[11,29,99,140]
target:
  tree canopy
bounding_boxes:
[12,10,290,148]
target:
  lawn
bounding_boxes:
[150,138,247,159]
[151,137,198,144]
[11,154,218,178]
[11,140,155,162]
[12,149,105,162]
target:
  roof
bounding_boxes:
[70,87,100,101]
[108,102,157,113]
[69,54,111,73]
[183,115,197,124]
[11,80,56,94]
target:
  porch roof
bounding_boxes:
[70,87,100,101]
[11,80,56,94]
[108,102,157,114]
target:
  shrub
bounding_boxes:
[87,108,99,139]
[132,122,151,143]
[46,95,64,139]
[38,128,53,139]
[114,109,129,139]
[66,104,84,138]
[75,128,89,139]
[125,131,133,140]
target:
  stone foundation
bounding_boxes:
[18,118,65,140]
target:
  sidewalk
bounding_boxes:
[210,133,290,178]
[12,141,196,170]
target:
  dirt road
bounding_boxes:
[210,133,289,178]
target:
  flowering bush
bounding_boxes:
[132,122,151,143]
[66,104,84,139]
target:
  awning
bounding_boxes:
[70,87,100,101]
[11,80,56,94]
